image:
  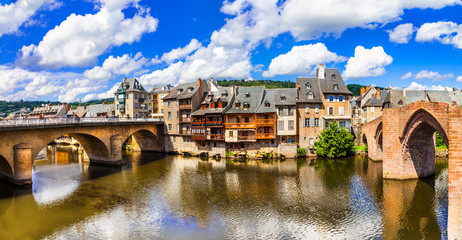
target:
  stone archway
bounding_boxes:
[400,109,449,178]
[0,154,13,181]
[375,122,383,160]
[123,129,163,152]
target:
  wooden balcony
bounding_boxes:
[206,121,223,127]
[224,122,256,128]
[179,104,192,110]
[191,134,206,141]
[237,135,256,141]
[179,129,191,135]
[208,134,224,141]
[256,133,275,139]
[180,117,191,123]
[256,118,275,126]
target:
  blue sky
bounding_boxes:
[1,0,462,102]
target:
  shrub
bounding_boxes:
[226,151,233,157]
[314,120,355,158]
[297,146,306,158]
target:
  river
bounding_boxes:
[0,145,448,239]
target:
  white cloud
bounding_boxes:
[387,23,415,44]
[281,0,461,41]
[81,83,119,102]
[415,70,453,81]
[401,71,413,79]
[342,46,393,79]
[457,76,462,82]
[83,52,149,81]
[262,43,346,77]
[0,0,57,37]
[415,21,462,48]
[407,81,450,91]
[161,39,202,63]
[17,0,158,69]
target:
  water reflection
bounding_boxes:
[0,152,449,240]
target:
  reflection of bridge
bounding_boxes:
[0,118,164,185]
[361,101,462,239]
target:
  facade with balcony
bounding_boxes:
[150,85,172,118]
[114,77,150,118]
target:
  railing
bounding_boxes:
[208,134,224,140]
[256,119,275,125]
[0,117,163,128]
[191,134,206,141]
[179,104,192,110]
[237,135,256,141]
[256,133,275,139]
[179,129,191,135]
[206,121,223,127]
[224,122,256,128]
[180,117,192,122]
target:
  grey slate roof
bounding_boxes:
[191,87,235,116]
[85,104,115,117]
[68,105,88,117]
[364,89,388,107]
[116,78,147,93]
[383,89,462,108]
[151,84,172,94]
[256,89,276,114]
[225,86,265,114]
[274,88,297,106]
[319,68,353,95]
[296,77,324,103]
[163,80,203,100]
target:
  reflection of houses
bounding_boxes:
[275,88,298,157]
[114,77,150,118]
[191,86,235,156]
[28,104,67,119]
[85,103,115,117]
[224,86,265,152]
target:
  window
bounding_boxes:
[339,96,345,102]
[314,118,320,127]
[304,118,310,127]
[288,106,294,115]
[305,104,310,113]
[211,102,215,108]
[127,103,129,110]
[246,92,250,98]
[306,82,311,89]
[168,112,171,120]
[288,120,294,130]
[177,124,179,132]
[328,107,334,115]
[235,102,240,108]
[339,107,344,116]
[328,95,334,102]
[168,100,171,107]
[371,107,375,113]
[398,100,403,106]
[333,84,338,90]
[278,121,284,130]
[173,136,176,142]
[280,96,286,101]
[168,124,172,131]
[315,105,319,113]
[161,109,164,113]
[243,102,250,109]
[177,111,179,119]
[288,137,292,144]
[307,92,314,99]
[331,73,336,79]
[229,131,233,137]
[265,101,270,108]
[309,138,314,146]
[278,107,283,115]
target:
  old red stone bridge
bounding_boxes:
[361,101,462,239]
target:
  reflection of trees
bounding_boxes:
[314,158,356,189]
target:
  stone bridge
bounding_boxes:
[361,101,462,239]
[0,120,164,185]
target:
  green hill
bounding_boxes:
[347,84,384,96]
[217,79,295,89]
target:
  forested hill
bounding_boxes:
[217,80,295,89]
[346,84,384,96]
[0,98,114,115]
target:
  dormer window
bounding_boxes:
[307,92,314,99]
[177,89,183,94]
[333,84,338,90]
[211,101,215,108]
[188,87,194,92]
[243,102,250,109]
[280,96,286,101]
[222,93,228,97]
[246,92,250,98]
[235,102,240,108]
[398,100,404,106]
[265,101,270,108]
[306,83,311,89]
[201,104,206,109]
[331,73,336,79]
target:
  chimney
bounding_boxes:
[403,88,406,97]
[366,86,370,92]
[66,103,70,112]
[296,80,300,99]
[84,103,87,109]
[317,64,325,80]
[376,89,380,99]
[360,87,365,95]
[198,78,202,100]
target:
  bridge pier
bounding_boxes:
[13,143,33,185]
[90,135,123,165]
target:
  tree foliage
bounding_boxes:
[314,120,355,158]
[436,132,446,148]
[297,146,306,157]
[347,84,384,96]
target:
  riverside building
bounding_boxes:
[114,77,150,118]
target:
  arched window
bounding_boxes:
[243,102,250,109]
[307,92,314,99]
[333,84,338,90]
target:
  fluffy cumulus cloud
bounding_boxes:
[401,71,413,79]
[83,52,150,81]
[415,70,453,81]
[0,65,106,101]
[407,81,450,91]
[387,23,415,44]
[161,39,202,63]
[342,46,393,79]
[416,21,462,48]
[17,0,158,69]
[0,0,58,37]
[262,43,346,77]
[457,76,462,82]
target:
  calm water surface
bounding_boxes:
[0,145,448,239]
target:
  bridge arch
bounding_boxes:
[123,129,162,152]
[375,122,383,159]
[0,154,13,180]
[400,109,448,178]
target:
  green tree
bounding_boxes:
[314,120,355,158]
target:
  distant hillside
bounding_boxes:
[347,84,384,96]
[0,98,114,116]
[217,79,295,89]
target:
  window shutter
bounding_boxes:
[320,119,323,128]
[306,105,309,113]
[311,118,314,127]
[302,118,306,127]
